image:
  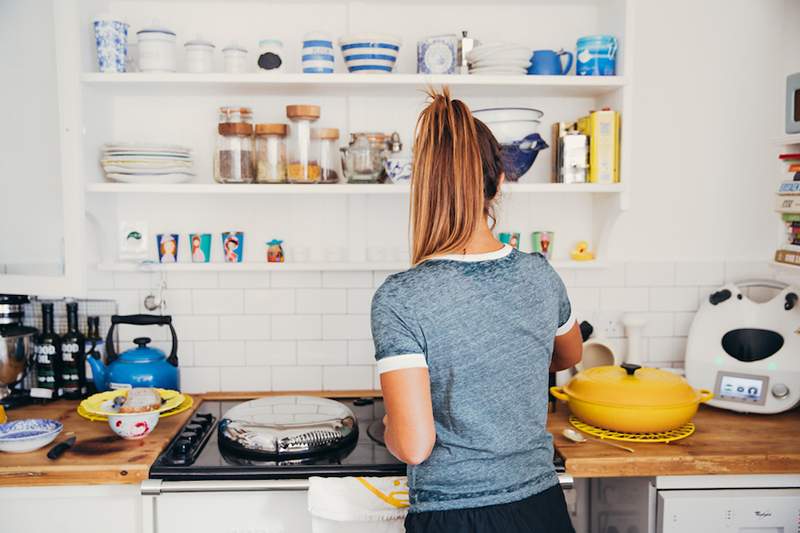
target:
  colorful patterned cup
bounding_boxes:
[189,233,211,263]
[222,231,244,263]
[532,231,554,259]
[156,234,179,263]
[93,18,129,73]
[499,232,521,250]
[266,239,285,263]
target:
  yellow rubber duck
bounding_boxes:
[571,241,595,261]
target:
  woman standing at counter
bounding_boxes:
[371,88,583,533]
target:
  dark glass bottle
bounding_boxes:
[33,302,61,400]
[84,316,103,396]
[60,302,86,399]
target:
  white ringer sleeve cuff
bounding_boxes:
[556,311,576,336]
[377,353,428,374]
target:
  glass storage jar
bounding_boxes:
[341,132,387,183]
[313,128,341,184]
[286,104,321,184]
[214,122,254,183]
[255,123,288,183]
[219,106,252,124]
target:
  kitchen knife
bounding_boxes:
[47,434,76,460]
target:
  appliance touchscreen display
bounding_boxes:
[718,374,766,403]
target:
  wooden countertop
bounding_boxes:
[547,404,800,478]
[0,398,197,487]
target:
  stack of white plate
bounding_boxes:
[101,143,194,184]
[467,43,532,76]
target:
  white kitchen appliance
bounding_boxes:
[685,279,800,414]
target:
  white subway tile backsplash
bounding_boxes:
[297,341,348,365]
[181,367,221,393]
[87,270,115,290]
[724,261,775,283]
[347,289,375,314]
[647,337,687,362]
[246,341,297,366]
[172,315,219,341]
[273,366,322,390]
[167,272,219,289]
[673,312,695,336]
[649,287,698,312]
[244,289,296,314]
[373,270,399,288]
[194,340,246,366]
[219,272,270,289]
[271,271,321,288]
[568,263,625,288]
[323,315,372,340]
[113,272,155,290]
[566,288,600,311]
[295,289,346,314]
[323,366,374,390]
[271,315,321,340]
[323,271,373,288]
[220,315,271,340]
[193,289,244,315]
[642,313,674,337]
[675,262,723,286]
[140,289,193,315]
[625,262,675,287]
[221,366,271,391]
[599,288,648,311]
[348,340,375,365]
[151,340,192,366]
[116,323,168,342]
[87,289,140,315]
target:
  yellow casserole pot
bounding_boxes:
[550,363,713,433]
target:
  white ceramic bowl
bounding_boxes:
[472,108,543,144]
[340,34,401,74]
[0,419,63,453]
[107,410,160,440]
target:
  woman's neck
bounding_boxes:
[459,222,504,255]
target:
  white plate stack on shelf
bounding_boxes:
[467,43,532,76]
[100,143,195,184]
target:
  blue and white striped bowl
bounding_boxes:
[302,33,335,74]
[0,418,63,453]
[339,34,401,74]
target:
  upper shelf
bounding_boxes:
[776,134,800,145]
[86,182,625,195]
[80,72,628,98]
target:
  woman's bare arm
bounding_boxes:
[551,322,583,371]
[380,367,436,465]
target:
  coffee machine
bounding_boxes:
[0,294,38,408]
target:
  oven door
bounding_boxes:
[141,479,312,533]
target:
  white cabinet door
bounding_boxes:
[0,0,84,297]
[0,485,141,533]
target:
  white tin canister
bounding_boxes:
[137,26,177,72]
[184,38,215,73]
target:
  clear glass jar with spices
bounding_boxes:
[313,128,341,184]
[255,123,288,183]
[214,122,254,183]
[286,104,321,184]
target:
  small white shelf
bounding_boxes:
[98,259,609,272]
[771,260,800,271]
[81,72,627,98]
[86,182,625,195]
[776,134,800,145]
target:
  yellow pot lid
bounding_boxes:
[564,364,701,408]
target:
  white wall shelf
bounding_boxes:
[776,134,800,145]
[86,182,626,195]
[81,72,627,98]
[97,259,608,272]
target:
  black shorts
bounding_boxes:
[404,484,575,533]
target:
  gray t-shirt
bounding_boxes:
[371,245,574,513]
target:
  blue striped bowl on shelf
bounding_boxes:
[302,32,335,74]
[339,34,401,74]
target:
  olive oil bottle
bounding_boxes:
[32,302,61,400]
[60,302,86,399]
[84,316,103,396]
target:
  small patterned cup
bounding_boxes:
[94,18,129,73]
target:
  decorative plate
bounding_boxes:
[77,393,194,422]
[0,419,63,441]
[79,389,185,417]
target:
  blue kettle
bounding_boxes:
[88,314,180,391]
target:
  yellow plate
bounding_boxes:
[78,393,194,422]
[79,389,185,417]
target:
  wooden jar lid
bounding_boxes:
[255,123,288,136]
[286,104,320,120]
[313,128,339,140]
[218,122,254,135]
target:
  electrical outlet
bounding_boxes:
[601,319,623,338]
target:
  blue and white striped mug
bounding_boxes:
[302,32,335,74]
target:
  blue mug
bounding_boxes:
[527,49,573,75]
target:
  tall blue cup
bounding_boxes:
[527,49,573,75]
[576,35,617,76]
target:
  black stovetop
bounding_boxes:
[150,397,405,481]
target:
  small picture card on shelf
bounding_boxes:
[190,233,212,263]
[157,233,179,263]
[222,231,244,263]
[532,231,554,259]
[499,232,521,250]
[267,239,285,263]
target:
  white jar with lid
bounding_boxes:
[257,39,284,72]
[223,44,248,73]
[184,38,215,73]
[137,25,177,72]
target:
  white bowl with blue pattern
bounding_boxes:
[0,419,63,453]
[339,34,401,74]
